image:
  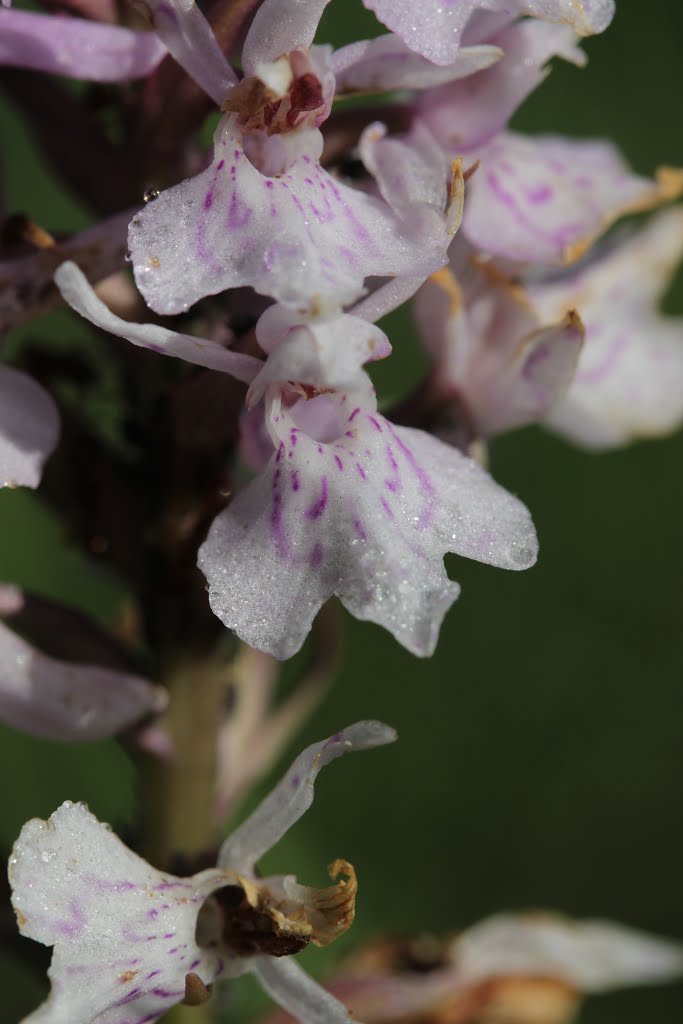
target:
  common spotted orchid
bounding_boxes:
[127,0,498,316]
[55,263,538,661]
[9,722,395,1024]
[529,206,683,447]
[412,17,683,267]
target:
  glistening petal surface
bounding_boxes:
[9,802,227,1024]
[199,400,537,660]
[129,115,446,316]
[361,0,505,66]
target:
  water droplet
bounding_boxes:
[143,188,161,203]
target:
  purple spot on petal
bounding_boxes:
[291,773,301,788]
[356,462,367,481]
[146,970,162,980]
[368,416,383,432]
[217,159,225,170]
[291,470,300,492]
[334,455,343,470]
[349,407,361,422]
[381,496,394,519]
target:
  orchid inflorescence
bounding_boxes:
[0,1,682,1022]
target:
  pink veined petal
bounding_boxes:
[361,0,506,66]
[0,9,166,81]
[0,617,166,741]
[0,363,59,488]
[9,802,227,1024]
[519,0,615,35]
[128,114,447,316]
[144,0,237,104]
[242,0,331,76]
[453,914,683,991]
[54,261,262,382]
[252,956,356,1024]
[530,208,683,447]
[417,20,585,154]
[463,132,683,266]
[218,721,396,873]
[198,401,537,660]
[332,34,503,95]
[414,264,584,436]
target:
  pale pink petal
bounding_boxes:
[414,264,583,435]
[54,261,262,382]
[361,0,506,66]
[0,364,59,488]
[252,957,356,1024]
[143,0,237,103]
[9,801,227,1024]
[129,114,446,316]
[463,132,683,265]
[454,914,683,991]
[0,617,166,741]
[417,20,585,153]
[242,0,331,75]
[199,401,537,660]
[530,208,683,447]
[218,721,396,872]
[519,0,615,35]
[0,9,166,81]
[332,34,502,95]
[359,120,463,241]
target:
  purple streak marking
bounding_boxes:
[305,477,328,519]
[334,455,343,470]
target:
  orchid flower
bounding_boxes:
[55,263,537,661]
[412,17,683,266]
[127,0,499,316]
[9,721,395,1024]
[257,912,683,1024]
[412,241,584,439]
[528,207,683,448]
[198,303,538,660]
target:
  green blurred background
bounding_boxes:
[0,2,682,1021]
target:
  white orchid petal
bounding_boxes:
[333,34,502,94]
[128,115,445,317]
[218,721,396,873]
[54,261,262,382]
[242,0,332,75]
[361,0,505,66]
[0,364,59,488]
[464,132,683,265]
[0,9,166,81]
[9,802,227,1024]
[519,0,615,35]
[199,398,537,660]
[144,0,236,104]
[454,913,683,991]
[0,619,165,741]
[252,955,357,1024]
